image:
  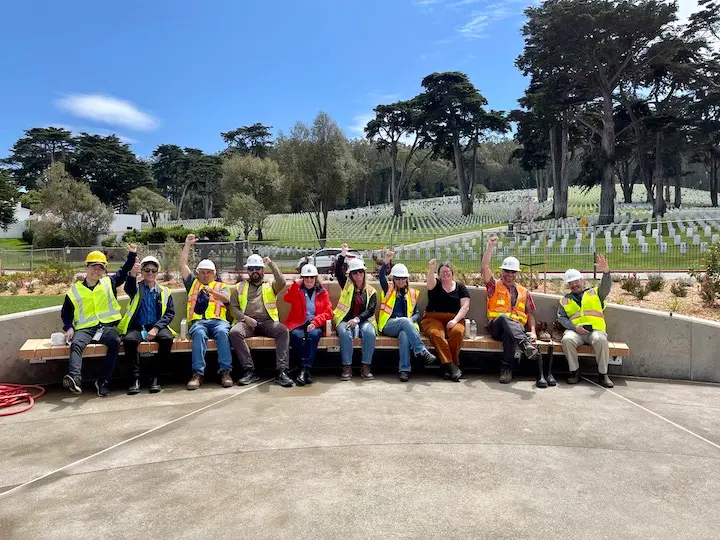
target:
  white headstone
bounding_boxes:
[701,242,709,253]
[680,242,687,254]
[693,235,700,246]
[641,244,649,254]
[660,243,668,253]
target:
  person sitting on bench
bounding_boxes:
[61,245,137,397]
[481,235,540,384]
[120,256,176,395]
[557,256,614,388]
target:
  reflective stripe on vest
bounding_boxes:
[333,281,378,329]
[118,284,177,335]
[559,287,606,331]
[378,286,419,332]
[68,276,122,330]
[187,279,227,322]
[486,280,528,326]
[236,281,279,322]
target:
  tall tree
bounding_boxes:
[365,100,427,216]
[223,193,267,242]
[276,112,352,247]
[418,72,509,216]
[517,0,677,224]
[221,123,273,158]
[128,187,173,228]
[0,169,18,231]
[68,134,153,211]
[2,127,74,189]
[221,154,285,240]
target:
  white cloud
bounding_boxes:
[349,113,374,136]
[458,14,491,38]
[56,94,158,131]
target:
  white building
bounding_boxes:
[0,203,31,239]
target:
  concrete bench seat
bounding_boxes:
[18,336,559,363]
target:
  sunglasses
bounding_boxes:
[394,277,408,280]
[349,270,365,275]
[503,270,518,274]
[303,276,316,279]
[87,264,105,270]
[248,266,263,271]
[143,268,158,274]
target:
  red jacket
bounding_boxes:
[283,280,334,333]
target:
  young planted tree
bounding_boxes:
[223,193,268,242]
[128,187,173,228]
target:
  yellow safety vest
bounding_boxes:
[117,283,176,335]
[186,279,228,323]
[67,276,122,330]
[235,281,279,322]
[333,281,378,329]
[560,287,606,331]
[378,286,419,332]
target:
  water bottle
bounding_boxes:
[141,329,148,341]
[353,324,360,338]
[325,319,332,336]
[180,319,188,340]
[469,320,477,339]
[464,319,471,338]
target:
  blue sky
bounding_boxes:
[0,0,699,159]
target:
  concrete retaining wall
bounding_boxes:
[1,281,719,384]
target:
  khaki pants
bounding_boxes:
[420,312,465,365]
[561,329,609,374]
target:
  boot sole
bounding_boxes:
[149,388,162,394]
[274,380,294,387]
[127,389,140,395]
[95,380,109,397]
[63,375,82,395]
[237,378,261,386]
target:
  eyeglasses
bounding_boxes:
[503,270,518,274]
[394,277,408,280]
[87,264,105,270]
[303,276,316,279]
[349,270,365,275]
[248,266,263,271]
[143,268,158,274]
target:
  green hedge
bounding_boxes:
[123,225,231,244]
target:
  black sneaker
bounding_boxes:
[127,379,140,395]
[448,363,462,382]
[237,369,261,386]
[499,368,512,384]
[296,367,309,387]
[418,349,437,365]
[399,371,410,382]
[275,369,294,388]
[149,378,162,393]
[95,379,111,397]
[63,374,82,395]
[304,368,313,385]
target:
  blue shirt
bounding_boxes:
[391,292,407,319]
[304,288,316,323]
[137,283,159,326]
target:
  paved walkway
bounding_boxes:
[1,375,719,539]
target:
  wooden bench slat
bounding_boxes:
[19,338,44,359]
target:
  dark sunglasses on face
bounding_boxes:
[349,270,365,275]
[503,270,518,274]
[143,268,158,274]
[394,277,408,280]
[88,264,105,270]
[248,266,263,271]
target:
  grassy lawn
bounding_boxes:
[0,295,65,316]
[0,239,31,250]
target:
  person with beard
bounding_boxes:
[481,235,540,384]
[283,264,334,386]
[229,254,293,388]
[180,234,232,390]
[557,256,614,388]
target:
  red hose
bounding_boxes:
[0,384,46,416]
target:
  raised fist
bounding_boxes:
[384,250,395,264]
[428,258,437,270]
[128,243,137,253]
[185,234,197,245]
[487,235,498,248]
[263,257,271,264]
[341,242,349,255]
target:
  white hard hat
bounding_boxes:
[300,264,319,277]
[347,258,366,272]
[245,254,264,268]
[390,263,410,278]
[500,257,521,272]
[564,269,583,283]
[140,256,160,270]
[196,259,216,272]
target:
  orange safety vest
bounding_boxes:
[378,286,419,332]
[487,280,528,326]
[186,279,227,323]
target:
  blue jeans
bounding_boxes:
[381,317,426,372]
[337,321,376,365]
[188,318,232,374]
[290,327,322,368]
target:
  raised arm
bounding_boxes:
[110,244,137,289]
[379,250,394,294]
[267,257,286,294]
[426,259,437,291]
[481,235,498,284]
[335,243,349,287]
[180,234,196,281]
[596,254,611,302]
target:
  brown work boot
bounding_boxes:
[341,365,352,381]
[186,372,203,391]
[598,373,614,388]
[220,370,233,388]
[360,364,374,380]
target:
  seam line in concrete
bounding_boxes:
[0,378,273,499]
[583,376,720,452]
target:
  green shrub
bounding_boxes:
[30,262,77,285]
[632,285,650,300]
[101,236,121,247]
[670,282,688,297]
[666,298,682,312]
[123,225,194,245]
[647,274,665,292]
[21,228,34,245]
[620,274,641,293]
[690,243,720,306]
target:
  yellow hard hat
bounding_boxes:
[85,251,108,266]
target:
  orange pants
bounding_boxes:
[420,312,465,366]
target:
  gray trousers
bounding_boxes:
[68,325,121,381]
[229,319,289,371]
[561,329,609,374]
